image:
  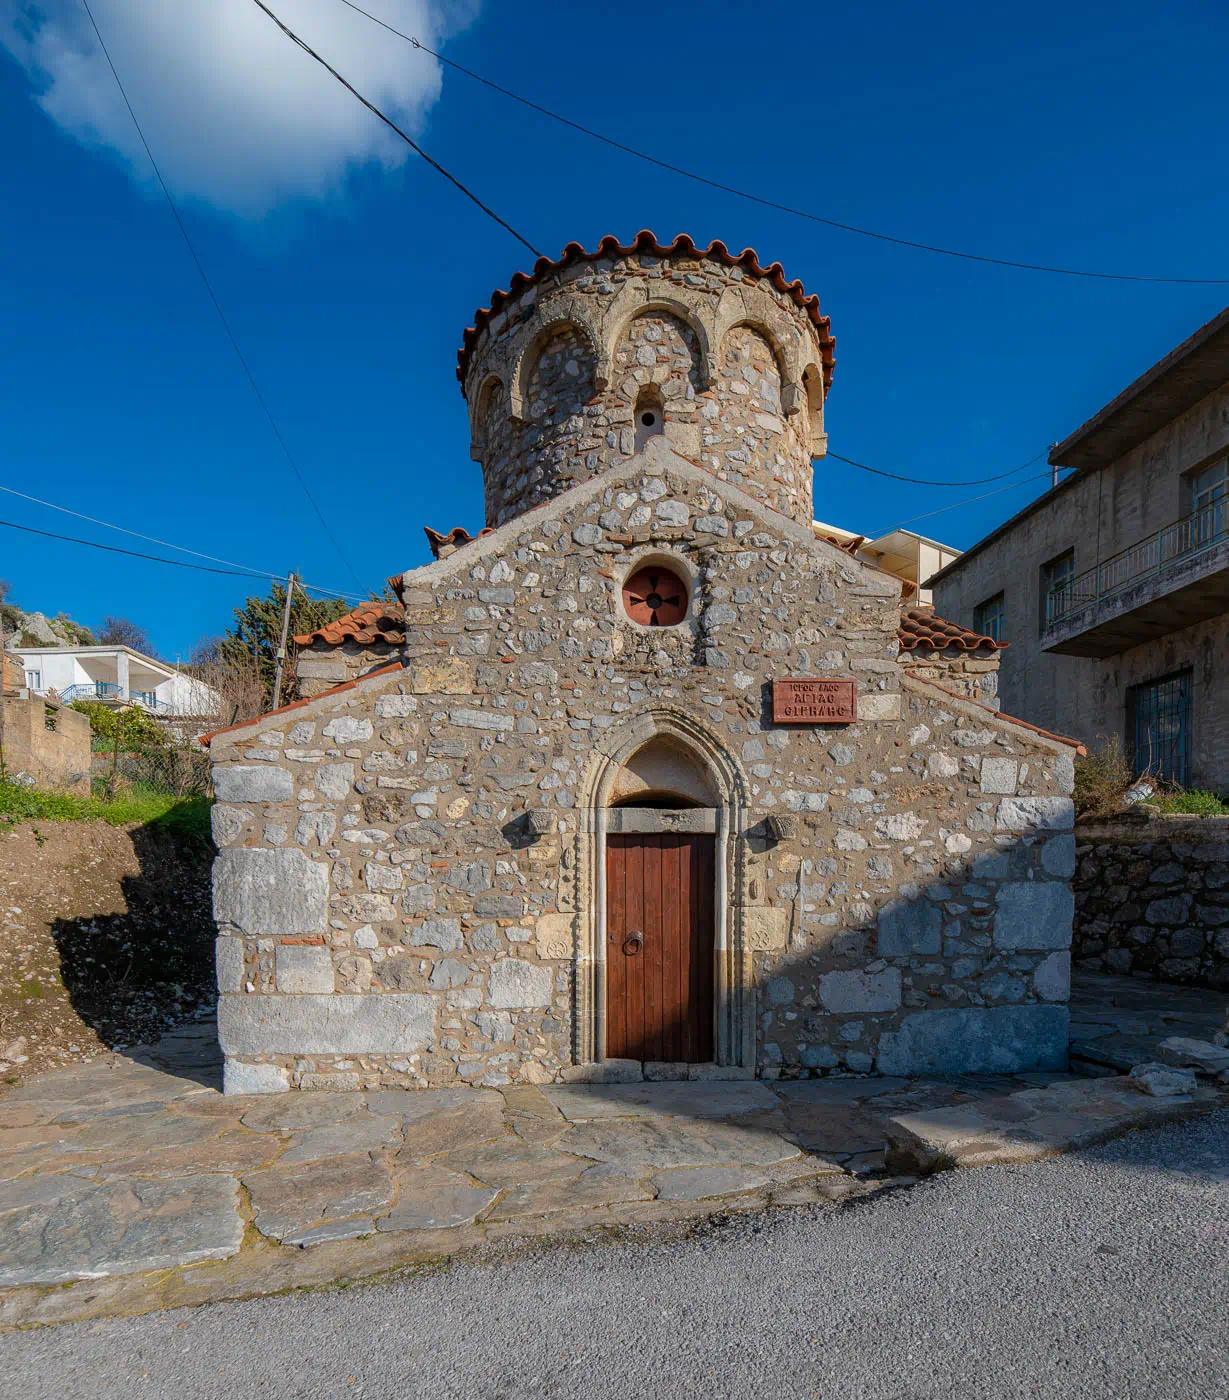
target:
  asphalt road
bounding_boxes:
[7,1110,1229,1400]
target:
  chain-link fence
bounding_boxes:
[91,744,211,797]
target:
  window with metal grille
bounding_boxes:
[973,592,1005,643]
[1128,669,1192,786]
[1039,548,1075,631]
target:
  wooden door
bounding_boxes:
[605,833,715,1063]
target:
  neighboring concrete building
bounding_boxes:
[930,305,1229,791]
[812,522,961,604]
[204,231,1079,1096]
[10,644,219,718]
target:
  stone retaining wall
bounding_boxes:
[1073,810,1229,988]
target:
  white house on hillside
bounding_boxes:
[9,644,219,717]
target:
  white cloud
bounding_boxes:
[1,0,476,215]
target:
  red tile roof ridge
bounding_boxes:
[423,524,495,560]
[199,661,406,747]
[293,600,404,648]
[457,230,835,392]
[901,671,1086,755]
[898,605,1007,652]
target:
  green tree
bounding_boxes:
[219,580,353,710]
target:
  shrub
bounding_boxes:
[1073,735,1135,818]
[69,699,167,748]
[1149,787,1229,817]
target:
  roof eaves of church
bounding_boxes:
[199,661,406,747]
[457,230,836,392]
[900,672,1086,755]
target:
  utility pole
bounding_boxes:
[271,572,297,712]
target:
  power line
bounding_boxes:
[0,482,370,602]
[79,0,370,593]
[871,468,1070,536]
[0,517,274,577]
[249,0,542,258]
[335,0,1229,285]
[827,446,1049,487]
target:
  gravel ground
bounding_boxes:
[6,1110,1228,1400]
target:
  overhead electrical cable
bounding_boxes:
[0,482,370,602]
[0,518,278,577]
[871,468,1072,536]
[79,0,370,593]
[827,446,1050,487]
[334,0,1228,285]
[248,0,542,258]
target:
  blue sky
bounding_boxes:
[2,0,1227,658]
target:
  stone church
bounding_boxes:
[205,232,1081,1095]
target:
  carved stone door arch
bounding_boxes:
[573,708,753,1072]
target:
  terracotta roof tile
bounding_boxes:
[424,525,494,560]
[897,606,1006,653]
[294,601,405,648]
[457,231,836,392]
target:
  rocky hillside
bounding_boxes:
[0,599,96,651]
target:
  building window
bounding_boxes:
[24,670,41,690]
[973,592,1005,643]
[1186,457,1227,548]
[1128,669,1192,786]
[1040,548,1075,630]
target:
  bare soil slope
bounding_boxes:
[0,819,215,1083]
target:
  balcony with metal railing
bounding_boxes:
[1042,496,1229,657]
[56,681,173,713]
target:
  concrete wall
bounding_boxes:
[0,695,91,795]
[209,441,1077,1095]
[932,381,1229,788]
[1074,811,1229,988]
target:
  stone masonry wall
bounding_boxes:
[1073,810,1229,988]
[210,444,1078,1094]
[296,640,401,700]
[898,650,1000,709]
[465,251,824,529]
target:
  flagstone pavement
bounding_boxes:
[0,973,1223,1330]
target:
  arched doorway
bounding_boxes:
[605,739,717,1063]
[576,713,751,1072]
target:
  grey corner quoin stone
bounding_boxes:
[877,900,942,957]
[994,881,1075,950]
[213,849,329,937]
[215,936,244,994]
[995,796,1075,832]
[876,1005,1069,1076]
[211,765,293,803]
[218,993,436,1063]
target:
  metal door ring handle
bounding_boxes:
[622,930,644,956]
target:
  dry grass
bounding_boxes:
[1073,735,1135,818]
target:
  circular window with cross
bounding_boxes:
[622,564,688,627]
